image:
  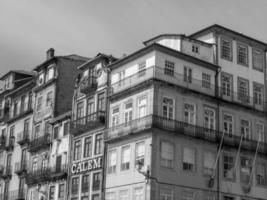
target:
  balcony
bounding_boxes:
[70,111,105,135]
[111,66,216,97]
[14,161,27,175]
[79,76,98,94]
[26,168,50,185]
[49,164,68,181]
[28,134,51,152]
[5,137,15,151]
[6,107,33,124]
[107,115,267,155]
[34,107,53,121]
[0,135,6,151]
[17,131,30,146]
[9,190,26,200]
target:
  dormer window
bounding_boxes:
[46,65,55,82]
[38,72,44,85]
[192,44,199,53]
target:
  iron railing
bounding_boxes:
[14,161,28,175]
[17,131,30,145]
[28,134,51,152]
[26,168,50,185]
[8,189,26,200]
[5,137,15,151]
[79,76,98,94]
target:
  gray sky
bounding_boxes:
[1,0,267,76]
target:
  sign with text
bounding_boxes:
[71,156,102,174]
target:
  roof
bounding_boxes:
[108,43,220,72]
[0,70,35,80]
[143,34,213,47]
[5,78,35,98]
[189,24,267,48]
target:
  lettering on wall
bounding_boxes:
[71,157,102,174]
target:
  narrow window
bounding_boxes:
[108,149,117,174]
[203,151,215,176]
[121,145,130,171]
[184,66,192,83]
[112,107,119,127]
[92,172,101,191]
[253,49,264,71]
[71,177,79,194]
[223,154,235,180]
[97,92,105,112]
[58,184,65,199]
[221,38,232,60]
[73,140,81,161]
[83,136,92,158]
[124,102,133,125]
[135,142,145,167]
[49,186,55,200]
[183,147,195,172]
[221,73,232,97]
[94,133,103,155]
[138,62,146,77]
[253,83,263,105]
[223,113,233,137]
[256,123,264,143]
[240,119,250,141]
[256,162,266,185]
[204,107,215,130]
[184,103,195,125]
[202,73,211,89]
[160,141,174,168]
[81,174,90,193]
[162,97,174,119]
[237,44,248,66]
[240,157,252,184]
[138,97,147,118]
[238,77,249,103]
[164,60,174,76]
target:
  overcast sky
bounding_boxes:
[0,0,267,76]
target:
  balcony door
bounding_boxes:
[21,149,26,167]
[56,155,62,172]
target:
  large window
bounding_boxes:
[221,37,232,60]
[32,157,38,172]
[253,49,264,71]
[253,83,263,106]
[97,92,105,112]
[20,95,26,113]
[164,60,174,76]
[119,190,129,200]
[256,162,266,186]
[121,145,130,171]
[73,140,81,161]
[84,137,92,158]
[34,124,41,139]
[108,149,117,174]
[36,96,42,111]
[58,184,65,199]
[223,113,233,137]
[81,174,90,193]
[184,103,195,125]
[76,102,84,123]
[124,102,133,125]
[237,43,248,66]
[221,72,232,97]
[46,91,53,106]
[92,172,101,191]
[204,107,215,130]
[202,73,211,89]
[87,97,94,119]
[183,147,195,172]
[112,107,119,127]
[71,177,79,194]
[94,133,103,155]
[183,66,192,83]
[223,154,235,180]
[162,97,174,119]
[135,142,145,166]
[240,157,252,184]
[49,186,55,200]
[238,77,249,102]
[240,119,250,141]
[203,151,215,176]
[160,141,174,168]
[160,188,173,200]
[138,97,147,118]
[256,122,265,143]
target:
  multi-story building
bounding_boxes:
[26,48,88,200]
[104,25,267,200]
[0,70,35,200]
[69,53,116,200]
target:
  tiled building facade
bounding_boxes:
[0,24,266,200]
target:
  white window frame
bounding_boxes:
[107,149,117,174]
[137,96,147,118]
[121,145,130,171]
[162,97,174,119]
[184,103,196,125]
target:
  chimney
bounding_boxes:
[46,48,55,60]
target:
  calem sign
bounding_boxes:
[71,157,102,174]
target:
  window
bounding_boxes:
[108,149,117,174]
[118,70,125,86]
[87,97,94,119]
[223,113,233,137]
[34,124,40,139]
[221,38,232,60]
[221,72,232,97]
[240,119,250,141]
[58,184,65,199]
[73,140,81,161]
[256,122,265,143]
[192,44,199,53]
[112,107,119,127]
[28,93,33,109]
[237,43,248,66]
[204,107,215,130]
[253,49,264,71]
[38,72,44,85]
[46,91,53,106]
[94,133,103,155]
[223,154,235,180]
[84,137,92,158]
[253,83,263,105]
[81,174,90,193]
[133,187,143,200]
[183,147,195,172]
[160,141,174,168]
[121,145,130,171]
[256,162,266,185]
[37,96,42,111]
[164,60,174,76]
[13,99,19,116]
[47,66,55,81]
[71,177,79,194]
[162,97,174,119]
[203,151,215,176]
[184,66,192,83]
[45,121,52,135]
[202,73,211,89]
[32,157,38,172]
[184,103,195,125]
[63,122,69,136]
[49,186,55,200]
[138,62,146,77]
[240,157,252,184]
[182,191,194,200]
[119,190,129,200]
[238,77,249,102]
[135,142,145,166]
[106,192,116,200]
[53,126,59,139]
[20,95,26,113]
[92,194,100,200]
[76,102,84,125]
[92,172,101,191]
[124,102,133,125]
[160,188,173,200]
[81,197,89,200]
[138,97,147,118]
[97,92,105,112]
[41,155,48,170]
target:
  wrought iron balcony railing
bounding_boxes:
[17,131,30,145]
[49,164,68,181]
[79,76,98,94]
[7,107,33,123]
[14,161,28,175]
[70,111,106,135]
[26,168,50,185]
[28,134,51,152]
[107,115,267,155]
[5,137,15,151]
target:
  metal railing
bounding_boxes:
[107,115,267,154]
[14,161,28,174]
[26,168,50,184]
[17,131,30,145]
[7,107,33,123]
[5,137,15,151]
[28,134,51,152]
[79,76,98,94]
[8,189,26,200]
[70,111,106,134]
[50,164,68,174]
